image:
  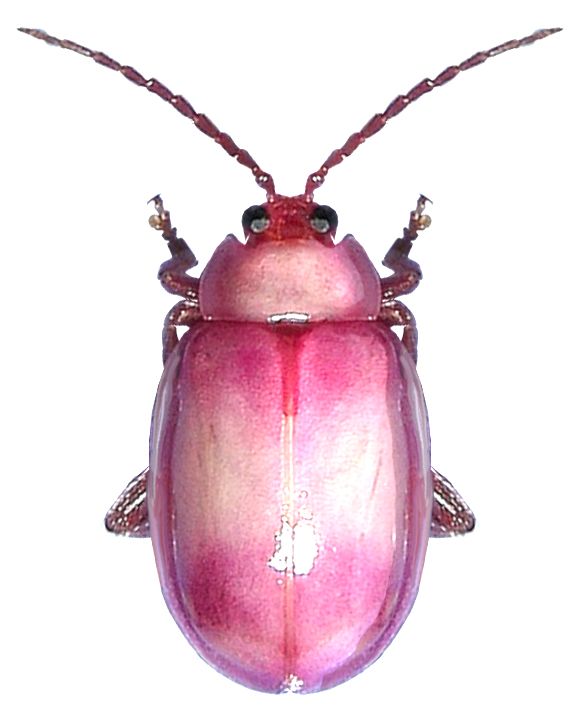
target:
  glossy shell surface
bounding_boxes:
[149,319,432,693]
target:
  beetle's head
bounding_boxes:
[241,195,337,247]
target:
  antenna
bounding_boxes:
[18,27,276,197]
[304,27,561,197]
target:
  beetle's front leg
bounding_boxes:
[380,194,431,300]
[149,194,200,301]
[379,195,431,361]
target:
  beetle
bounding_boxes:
[20,26,560,694]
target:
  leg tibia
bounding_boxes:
[431,468,475,537]
[105,468,149,537]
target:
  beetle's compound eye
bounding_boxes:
[310,205,338,234]
[242,205,269,233]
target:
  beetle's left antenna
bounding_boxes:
[18,27,276,198]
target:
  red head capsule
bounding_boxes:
[20,26,560,693]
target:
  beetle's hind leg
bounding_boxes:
[431,468,475,537]
[380,198,474,536]
[105,199,202,535]
[105,468,150,537]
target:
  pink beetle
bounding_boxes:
[21,26,559,694]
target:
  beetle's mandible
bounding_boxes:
[20,26,561,694]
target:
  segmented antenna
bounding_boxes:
[305,27,561,197]
[18,27,276,197]
[20,27,560,200]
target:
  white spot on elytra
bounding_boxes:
[281,674,304,693]
[268,515,319,575]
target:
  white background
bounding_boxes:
[1,1,573,722]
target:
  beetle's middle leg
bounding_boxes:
[162,299,202,364]
[379,299,418,363]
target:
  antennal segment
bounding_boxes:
[19,28,276,197]
[305,27,561,197]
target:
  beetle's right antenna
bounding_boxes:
[18,28,276,198]
[305,27,562,197]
